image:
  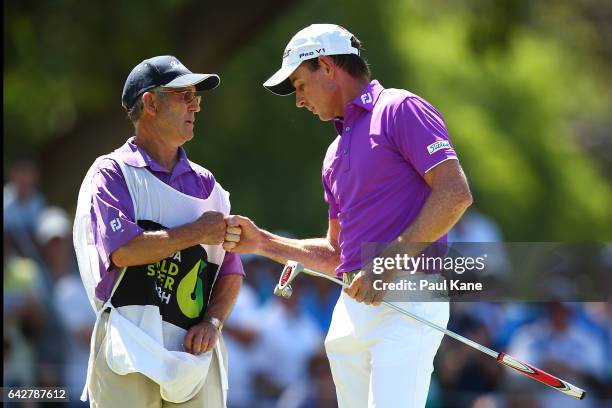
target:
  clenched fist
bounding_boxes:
[196,211,226,245]
[223,216,242,250]
[222,215,262,253]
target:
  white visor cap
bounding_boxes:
[263,24,359,96]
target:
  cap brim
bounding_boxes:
[164,73,220,91]
[263,65,299,96]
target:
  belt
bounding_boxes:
[342,271,359,285]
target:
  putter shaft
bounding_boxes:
[297,265,585,399]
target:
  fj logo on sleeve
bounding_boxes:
[427,140,451,155]
[361,92,373,104]
[110,218,123,232]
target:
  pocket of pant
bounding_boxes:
[92,334,111,380]
[92,312,110,373]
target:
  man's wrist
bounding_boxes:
[204,316,223,331]
[257,229,275,257]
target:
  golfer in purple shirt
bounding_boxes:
[224,25,472,407]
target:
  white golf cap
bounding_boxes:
[36,207,72,245]
[263,24,360,96]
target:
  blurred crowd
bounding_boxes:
[4,160,612,408]
[4,160,94,408]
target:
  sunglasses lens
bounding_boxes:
[159,90,199,104]
[184,91,201,104]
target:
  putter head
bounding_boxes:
[282,284,293,298]
[273,283,293,298]
[273,260,303,298]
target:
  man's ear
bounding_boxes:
[318,56,335,77]
[142,92,157,115]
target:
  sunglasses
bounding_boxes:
[156,89,202,104]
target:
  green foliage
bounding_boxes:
[380,0,612,240]
[4,0,187,152]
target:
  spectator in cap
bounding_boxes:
[36,206,94,407]
[4,159,46,258]
[73,55,244,408]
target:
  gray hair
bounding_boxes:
[126,86,163,126]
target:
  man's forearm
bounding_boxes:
[387,185,472,256]
[111,224,202,267]
[225,215,341,276]
[112,211,226,268]
[257,231,340,276]
[204,274,243,325]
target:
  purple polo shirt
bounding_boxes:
[322,80,458,275]
[90,137,244,302]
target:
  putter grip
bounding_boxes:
[497,353,585,400]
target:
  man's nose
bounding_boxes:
[189,100,201,112]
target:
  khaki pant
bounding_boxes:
[88,312,226,408]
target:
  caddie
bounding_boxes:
[73,55,244,408]
[224,24,473,407]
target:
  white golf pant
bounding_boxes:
[324,292,449,408]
